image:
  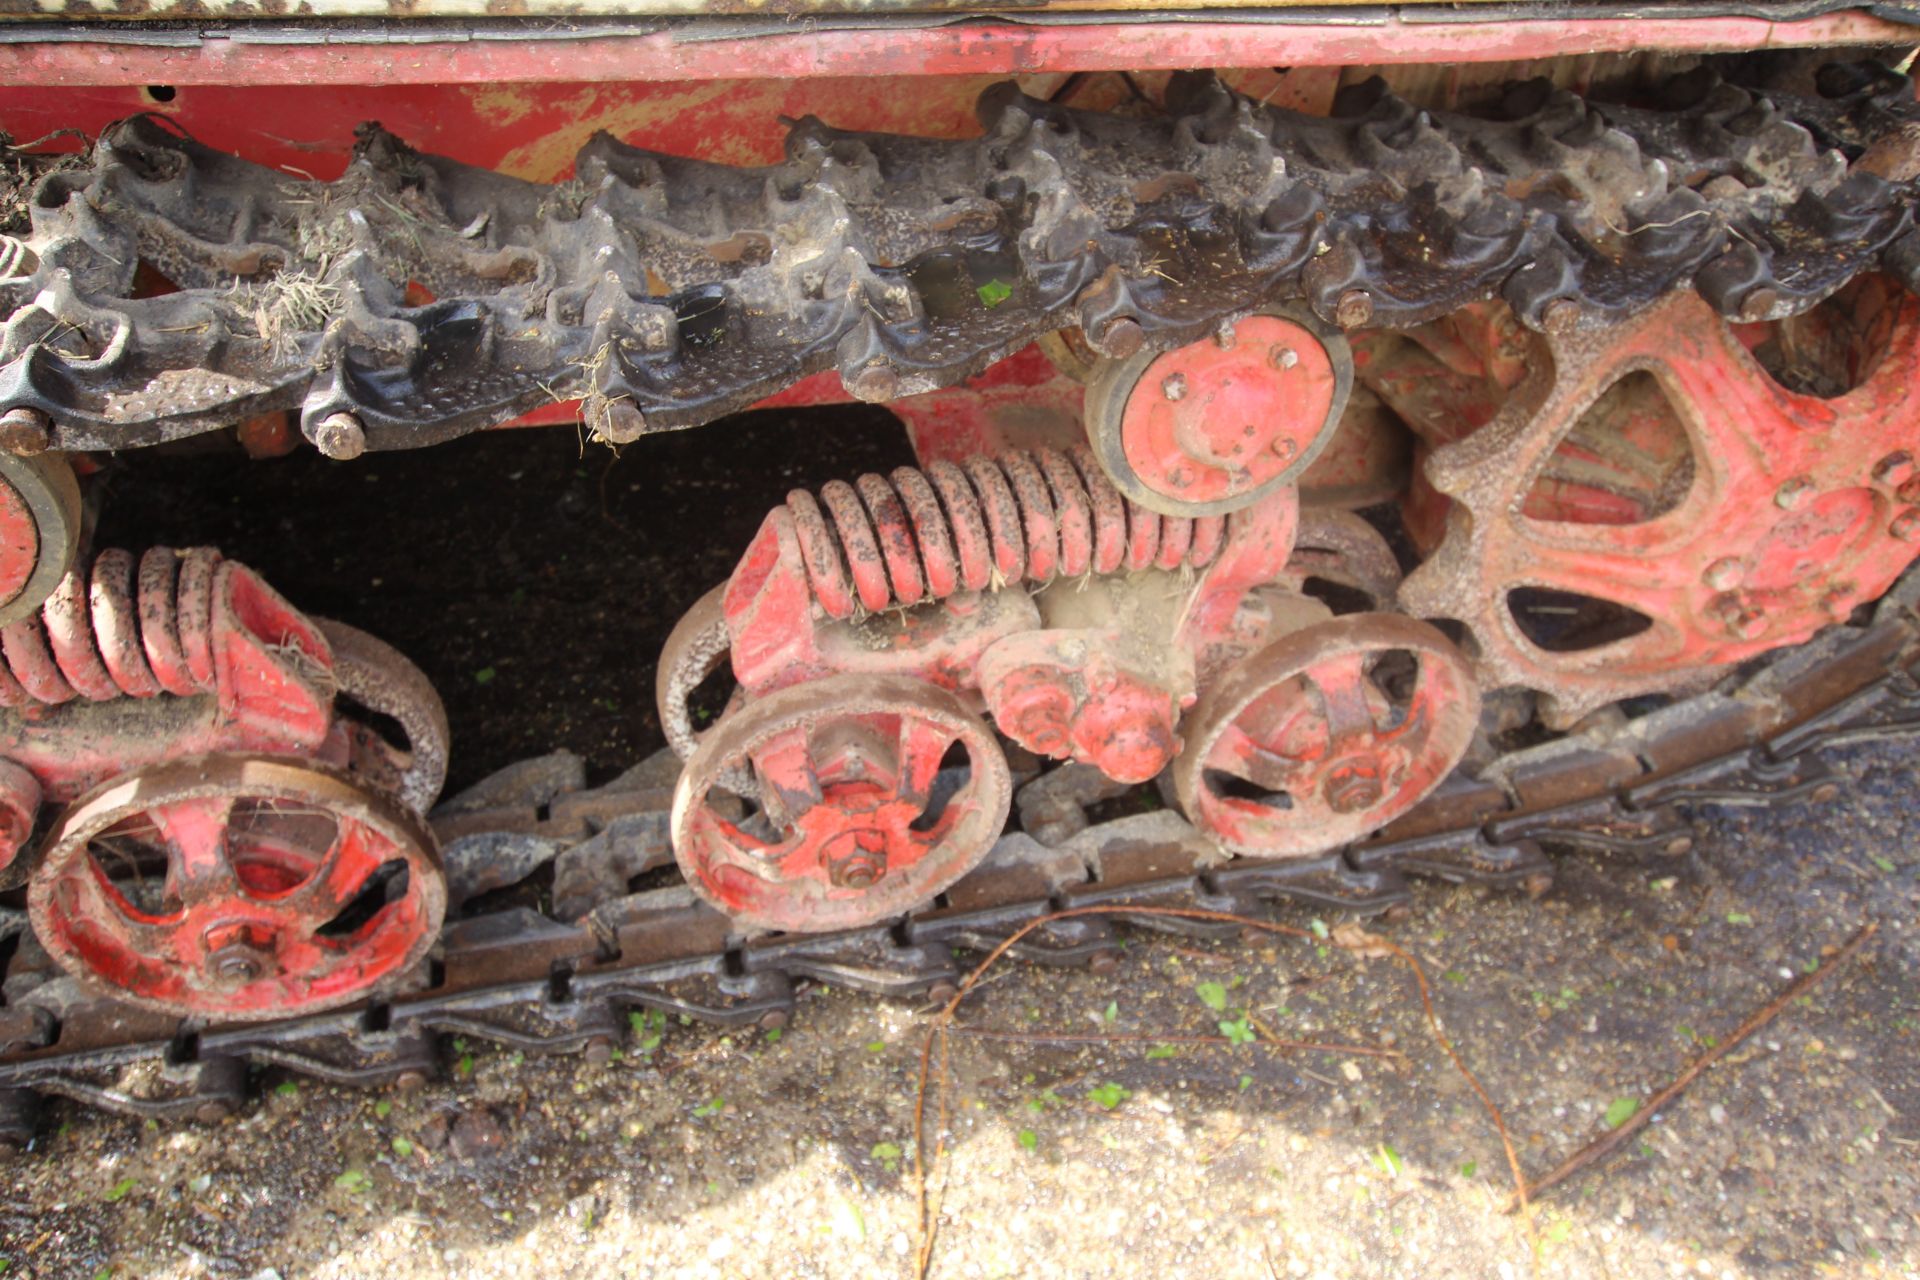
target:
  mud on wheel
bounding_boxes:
[672,674,1012,934]
[27,754,445,1021]
[1174,615,1480,856]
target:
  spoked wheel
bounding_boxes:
[28,754,444,1020]
[671,674,1011,933]
[1173,614,1478,857]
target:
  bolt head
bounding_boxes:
[1873,451,1915,489]
[600,399,646,443]
[1334,289,1374,330]
[1541,299,1581,334]
[1731,610,1766,641]
[1739,287,1782,323]
[1095,317,1145,359]
[1161,372,1188,402]
[1773,477,1814,511]
[847,363,899,403]
[1900,477,1920,506]
[0,406,52,457]
[206,945,266,989]
[1270,436,1298,462]
[1893,508,1920,542]
[313,412,367,461]
[1703,557,1744,591]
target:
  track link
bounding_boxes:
[1,567,1913,1139]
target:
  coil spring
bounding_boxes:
[0,547,225,708]
[785,446,1228,620]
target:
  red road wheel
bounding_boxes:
[1173,615,1478,857]
[672,674,1011,933]
[1084,310,1351,518]
[0,453,81,628]
[27,754,444,1020]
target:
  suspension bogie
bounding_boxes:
[0,543,452,1020]
[665,427,1481,930]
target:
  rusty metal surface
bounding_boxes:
[0,12,1912,91]
[1399,281,1920,726]
[0,567,1913,1131]
[6,64,1919,460]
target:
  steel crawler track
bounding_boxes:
[4,61,1920,454]
[1,569,1914,1138]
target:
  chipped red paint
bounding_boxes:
[0,12,1906,89]
[1392,280,1920,721]
[1173,614,1481,855]
[1113,315,1339,511]
[1,550,444,1016]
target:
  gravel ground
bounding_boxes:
[2,737,1915,1280]
[2,425,1916,1280]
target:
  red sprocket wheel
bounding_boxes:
[27,754,444,1020]
[671,674,1011,933]
[1399,282,1920,726]
[1173,614,1478,857]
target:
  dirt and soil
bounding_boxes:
[2,414,1917,1279]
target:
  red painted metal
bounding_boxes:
[673,437,1477,908]
[0,548,346,868]
[1173,614,1480,855]
[1,548,447,1017]
[0,12,1902,89]
[1109,315,1341,512]
[670,673,1012,933]
[1398,279,1920,724]
[0,479,34,610]
[29,755,443,1020]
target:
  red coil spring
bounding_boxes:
[0,547,225,708]
[785,446,1227,620]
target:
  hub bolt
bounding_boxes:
[1774,477,1814,511]
[1161,373,1188,402]
[1270,346,1300,370]
[1703,557,1744,591]
[827,840,888,890]
[206,944,268,990]
[1900,477,1920,505]
[1893,508,1920,543]
[313,412,367,461]
[1323,767,1385,815]
[0,407,52,457]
